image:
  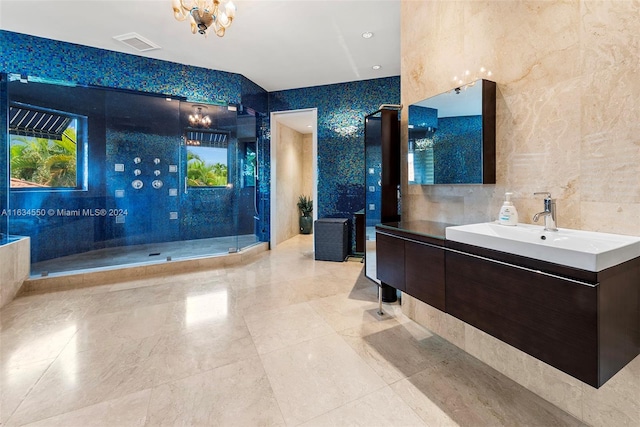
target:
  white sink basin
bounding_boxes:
[445,222,640,272]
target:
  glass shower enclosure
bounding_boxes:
[1,73,263,276]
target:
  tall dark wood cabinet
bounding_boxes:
[363,107,401,301]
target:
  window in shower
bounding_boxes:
[9,102,86,190]
[186,129,230,187]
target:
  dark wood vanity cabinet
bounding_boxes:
[376,232,406,291]
[375,223,639,388]
[376,227,446,310]
[406,241,445,311]
[446,250,599,385]
[445,243,639,388]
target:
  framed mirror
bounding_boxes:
[408,79,496,185]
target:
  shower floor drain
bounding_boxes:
[149,252,161,256]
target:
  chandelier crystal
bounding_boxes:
[172,0,236,37]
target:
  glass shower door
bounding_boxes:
[0,74,8,243]
[234,107,261,252]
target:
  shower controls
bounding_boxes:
[115,163,125,172]
[154,158,161,164]
[134,169,141,176]
[132,179,143,189]
[154,170,161,176]
[152,180,163,189]
[134,157,141,164]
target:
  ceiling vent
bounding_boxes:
[113,32,160,52]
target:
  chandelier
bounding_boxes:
[172,0,236,37]
[189,105,211,128]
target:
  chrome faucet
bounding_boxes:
[533,192,558,231]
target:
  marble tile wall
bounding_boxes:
[269,77,401,221]
[0,237,30,308]
[302,133,314,203]
[402,295,639,427]
[401,2,640,424]
[401,0,640,236]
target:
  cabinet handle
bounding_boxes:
[447,247,598,288]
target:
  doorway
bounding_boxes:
[270,108,318,248]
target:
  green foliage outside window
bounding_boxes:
[187,151,228,187]
[10,127,77,188]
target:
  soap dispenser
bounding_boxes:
[498,192,519,225]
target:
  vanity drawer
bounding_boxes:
[405,240,445,311]
[446,249,599,386]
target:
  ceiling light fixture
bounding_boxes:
[188,105,211,128]
[172,0,236,37]
[372,65,382,70]
[362,32,374,39]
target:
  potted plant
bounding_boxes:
[297,195,313,234]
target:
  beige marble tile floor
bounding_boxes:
[1,235,586,426]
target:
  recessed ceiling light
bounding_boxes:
[306,125,313,128]
[372,65,382,70]
[362,32,374,39]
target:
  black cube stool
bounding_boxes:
[314,218,349,261]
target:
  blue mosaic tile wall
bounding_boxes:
[241,76,269,115]
[434,116,482,184]
[408,105,438,129]
[268,77,401,225]
[0,30,243,105]
[254,115,271,242]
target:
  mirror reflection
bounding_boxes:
[408,79,495,185]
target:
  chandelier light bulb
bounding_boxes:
[226,1,236,19]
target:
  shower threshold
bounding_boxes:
[30,235,260,277]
